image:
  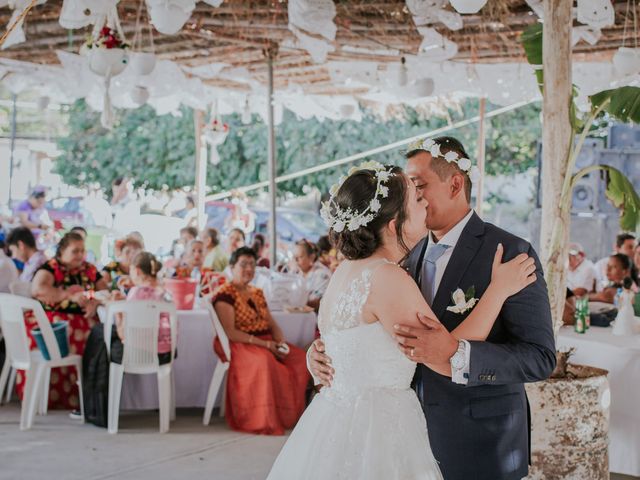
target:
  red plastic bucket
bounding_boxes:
[164,278,198,310]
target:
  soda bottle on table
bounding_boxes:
[191,266,202,299]
[582,297,591,329]
[574,300,586,334]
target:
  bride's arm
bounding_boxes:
[451,245,536,341]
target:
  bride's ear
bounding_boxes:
[387,218,398,236]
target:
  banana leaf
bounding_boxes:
[589,165,640,232]
[589,87,640,124]
[520,23,543,91]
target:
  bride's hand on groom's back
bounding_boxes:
[309,339,334,387]
[490,243,537,299]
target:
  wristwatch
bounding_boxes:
[450,340,468,370]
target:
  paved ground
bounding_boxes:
[0,404,287,480]
[0,403,637,480]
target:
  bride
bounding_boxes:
[267,162,536,480]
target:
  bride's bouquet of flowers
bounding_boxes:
[203,119,230,165]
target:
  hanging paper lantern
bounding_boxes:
[449,0,488,14]
[88,48,128,77]
[131,86,150,106]
[147,0,195,35]
[129,52,157,76]
[612,47,640,77]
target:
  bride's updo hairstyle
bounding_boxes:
[328,165,409,260]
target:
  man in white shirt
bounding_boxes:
[594,233,636,291]
[567,242,597,296]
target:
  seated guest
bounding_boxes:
[252,233,270,268]
[5,226,47,282]
[115,252,173,363]
[0,242,18,292]
[595,233,635,291]
[589,253,635,304]
[21,232,108,411]
[293,239,332,312]
[567,242,597,296]
[634,242,640,286]
[102,235,143,292]
[15,186,52,235]
[175,239,205,278]
[316,235,338,272]
[202,228,228,272]
[70,226,96,263]
[227,228,245,256]
[212,247,309,435]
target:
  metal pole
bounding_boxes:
[475,97,487,216]
[266,44,278,267]
[8,93,17,205]
[194,109,207,230]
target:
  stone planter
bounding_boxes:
[525,364,610,480]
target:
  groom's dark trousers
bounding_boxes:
[406,212,556,480]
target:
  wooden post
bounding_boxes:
[194,109,207,231]
[540,0,573,329]
[266,44,279,267]
[475,97,486,216]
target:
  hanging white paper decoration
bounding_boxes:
[416,27,458,62]
[59,0,117,29]
[146,0,195,35]
[449,0,488,14]
[130,85,150,105]
[129,52,156,76]
[1,0,47,50]
[613,47,640,76]
[288,0,337,64]
[406,0,463,31]
[576,0,615,29]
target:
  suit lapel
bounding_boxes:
[431,212,485,320]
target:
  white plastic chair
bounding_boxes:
[4,282,32,404]
[202,301,231,425]
[0,293,84,430]
[104,300,177,434]
[9,280,32,298]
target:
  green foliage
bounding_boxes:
[55,99,542,197]
[590,87,640,123]
[520,23,544,90]
[601,166,640,232]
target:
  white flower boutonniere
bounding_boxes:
[446,286,479,314]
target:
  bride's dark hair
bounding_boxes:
[329,165,409,260]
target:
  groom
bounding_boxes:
[309,136,556,480]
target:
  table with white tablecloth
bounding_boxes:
[119,308,317,410]
[557,325,640,477]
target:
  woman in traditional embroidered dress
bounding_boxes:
[212,247,309,435]
[101,234,143,292]
[17,232,108,410]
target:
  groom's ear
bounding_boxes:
[450,173,466,199]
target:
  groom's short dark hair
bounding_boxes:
[406,136,472,203]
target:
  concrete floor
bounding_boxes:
[0,403,637,480]
[0,404,286,480]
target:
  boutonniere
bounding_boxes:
[446,286,479,314]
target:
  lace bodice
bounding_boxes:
[317,260,417,399]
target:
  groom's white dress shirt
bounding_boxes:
[425,208,474,385]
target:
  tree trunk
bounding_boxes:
[540,0,573,334]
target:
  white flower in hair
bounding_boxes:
[429,144,442,158]
[468,166,481,183]
[321,160,396,233]
[457,157,472,171]
[444,151,458,163]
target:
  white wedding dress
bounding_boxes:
[267,259,443,480]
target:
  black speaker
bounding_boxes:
[535,137,605,211]
[608,124,640,149]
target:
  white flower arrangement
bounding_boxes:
[446,286,479,314]
[408,138,481,184]
[321,161,395,233]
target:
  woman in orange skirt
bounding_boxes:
[213,247,309,435]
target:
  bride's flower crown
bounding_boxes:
[407,138,481,183]
[321,161,395,233]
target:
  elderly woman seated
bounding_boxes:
[24,232,108,411]
[212,247,309,435]
[101,234,143,292]
[292,239,332,312]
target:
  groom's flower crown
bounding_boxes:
[407,138,481,183]
[321,161,395,233]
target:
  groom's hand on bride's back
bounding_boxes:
[309,339,335,387]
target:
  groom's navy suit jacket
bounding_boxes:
[405,212,556,480]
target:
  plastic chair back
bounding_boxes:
[205,301,231,363]
[0,294,63,368]
[105,301,177,374]
[9,281,32,298]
